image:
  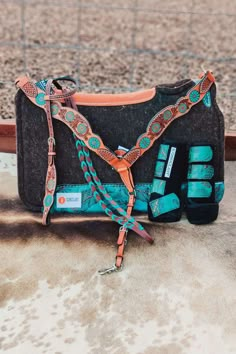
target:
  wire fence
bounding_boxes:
[0,0,235,131]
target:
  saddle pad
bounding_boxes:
[15,74,224,213]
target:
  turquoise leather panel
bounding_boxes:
[157,144,170,161]
[36,79,48,91]
[187,164,214,180]
[203,91,212,108]
[154,160,165,178]
[151,179,166,195]
[149,193,180,217]
[52,183,151,213]
[182,181,224,202]
[187,181,212,198]
[215,181,225,203]
[189,146,213,163]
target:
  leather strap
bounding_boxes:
[42,79,57,225]
[45,76,77,101]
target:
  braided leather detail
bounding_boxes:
[76,140,136,228]
[75,139,153,245]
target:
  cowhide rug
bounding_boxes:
[0,153,235,354]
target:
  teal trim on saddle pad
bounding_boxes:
[51,183,152,214]
[49,181,224,214]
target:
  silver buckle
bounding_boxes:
[119,225,128,233]
[98,264,123,275]
[48,137,56,145]
[119,226,128,245]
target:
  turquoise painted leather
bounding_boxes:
[203,91,212,108]
[149,193,180,217]
[187,181,212,198]
[150,179,166,195]
[157,144,170,161]
[154,160,165,177]
[187,164,214,180]
[188,146,213,163]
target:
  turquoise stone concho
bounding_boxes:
[65,111,75,122]
[178,102,188,113]
[44,194,53,207]
[77,123,88,135]
[35,93,46,106]
[88,136,101,149]
[139,137,151,149]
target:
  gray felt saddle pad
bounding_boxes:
[15,78,224,211]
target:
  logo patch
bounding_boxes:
[56,193,82,209]
[164,147,176,178]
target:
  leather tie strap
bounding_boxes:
[42,79,57,225]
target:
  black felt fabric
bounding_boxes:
[15,79,225,211]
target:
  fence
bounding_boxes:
[0,0,235,131]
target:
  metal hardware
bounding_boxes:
[119,225,128,233]
[48,137,56,145]
[98,264,122,275]
[119,226,128,245]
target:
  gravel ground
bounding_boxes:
[0,0,235,131]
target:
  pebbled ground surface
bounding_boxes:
[0,0,235,131]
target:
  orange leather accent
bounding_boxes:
[115,189,135,268]
[206,71,215,83]
[114,149,127,157]
[15,76,30,86]
[118,169,134,193]
[68,88,156,106]
[111,158,131,172]
[198,70,215,82]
